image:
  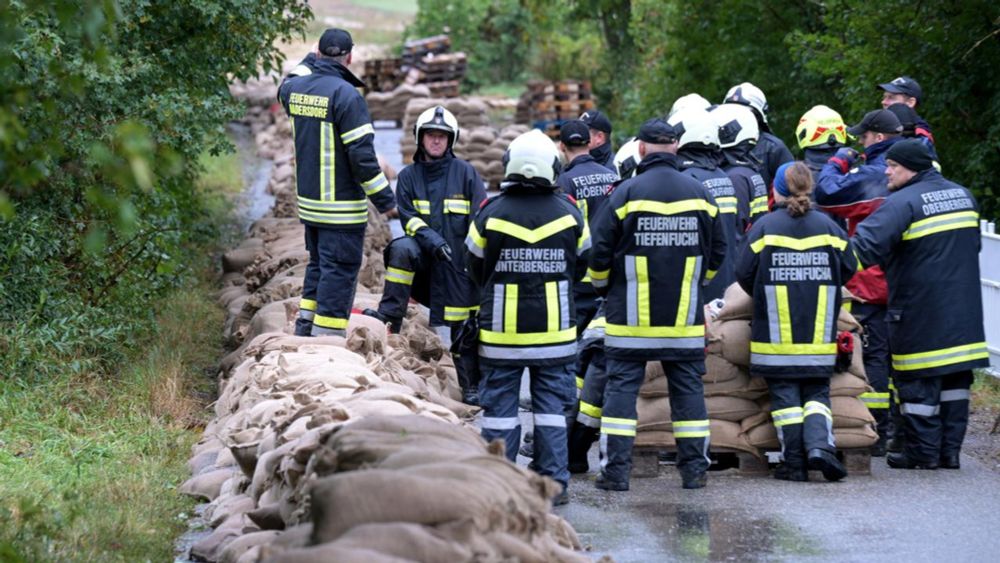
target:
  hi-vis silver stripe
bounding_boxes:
[479,342,577,361]
[312,326,345,337]
[901,402,940,417]
[626,255,638,326]
[686,255,703,326]
[321,122,334,201]
[481,417,520,430]
[751,353,836,366]
[765,285,781,343]
[534,414,567,428]
[940,389,971,402]
[492,284,505,332]
[822,285,837,343]
[558,280,570,331]
[298,310,315,321]
[606,335,705,349]
[577,412,601,429]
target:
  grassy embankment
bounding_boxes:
[0,149,243,561]
[973,370,1000,412]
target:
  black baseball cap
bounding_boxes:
[319,28,353,57]
[884,102,918,132]
[637,118,677,144]
[878,76,923,103]
[559,120,591,146]
[580,110,612,134]
[847,109,903,136]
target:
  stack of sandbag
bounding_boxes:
[400,97,492,164]
[635,282,877,457]
[454,124,532,189]
[365,83,432,123]
[181,87,590,563]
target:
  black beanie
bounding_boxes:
[885,139,935,172]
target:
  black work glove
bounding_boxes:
[829,147,860,173]
[434,243,453,263]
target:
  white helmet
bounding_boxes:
[711,103,759,149]
[668,93,711,119]
[502,129,561,185]
[414,105,460,148]
[723,82,768,122]
[667,107,720,150]
[614,137,642,179]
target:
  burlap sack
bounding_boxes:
[702,367,750,396]
[219,530,282,563]
[706,396,760,422]
[717,282,753,320]
[320,523,473,562]
[704,354,743,384]
[831,396,876,428]
[833,425,879,448]
[847,333,866,379]
[634,419,757,456]
[744,421,780,450]
[706,319,751,367]
[636,396,671,431]
[180,468,238,501]
[830,372,867,397]
[838,307,862,332]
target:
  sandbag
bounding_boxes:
[717,282,753,320]
[833,425,879,448]
[180,468,237,501]
[706,396,760,422]
[704,354,743,384]
[636,396,671,431]
[744,421,780,450]
[707,319,751,367]
[831,396,876,428]
[634,419,757,456]
[830,372,867,397]
[220,530,282,563]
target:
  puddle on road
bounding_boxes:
[567,494,821,562]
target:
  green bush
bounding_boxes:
[0,1,311,380]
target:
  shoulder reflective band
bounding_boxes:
[673,419,710,438]
[481,416,519,430]
[771,407,804,427]
[407,217,430,237]
[750,196,769,216]
[900,402,940,417]
[614,198,718,220]
[902,210,979,240]
[464,223,486,257]
[361,172,389,196]
[320,122,335,201]
[715,196,738,214]
[859,392,891,409]
[803,401,832,421]
[891,342,989,371]
[484,214,578,243]
[413,199,432,215]
[443,305,478,322]
[385,267,414,286]
[341,123,374,144]
[750,233,847,253]
[443,198,471,214]
[600,416,637,437]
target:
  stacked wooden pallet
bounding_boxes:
[515,79,596,125]
[363,57,404,92]
[401,34,452,67]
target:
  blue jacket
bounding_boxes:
[278,54,395,229]
[851,169,989,378]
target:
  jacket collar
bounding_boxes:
[312,57,366,88]
[637,151,681,174]
[864,136,902,161]
[677,148,720,170]
[590,142,613,166]
[565,153,597,172]
[898,168,941,190]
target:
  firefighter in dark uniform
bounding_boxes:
[580,109,616,172]
[667,107,739,302]
[279,29,396,337]
[566,139,642,474]
[796,105,849,180]
[465,130,590,505]
[589,118,727,491]
[713,103,770,232]
[363,106,486,403]
[723,82,794,188]
[878,75,934,139]
[852,139,989,470]
[556,119,618,332]
[736,161,858,482]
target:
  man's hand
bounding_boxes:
[829,147,860,173]
[434,243,453,263]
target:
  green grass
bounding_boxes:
[348,0,417,14]
[0,147,239,561]
[972,370,1000,410]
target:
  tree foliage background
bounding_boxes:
[0,0,310,378]
[409,0,1000,219]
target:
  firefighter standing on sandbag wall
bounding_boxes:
[735,161,858,482]
[280,29,396,338]
[666,107,739,303]
[814,109,904,455]
[555,119,618,333]
[852,139,989,470]
[566,139,642,474]
[722,82,794,188]
[363,106,486,405]
[588,118,727,491]
[465,130,590,505]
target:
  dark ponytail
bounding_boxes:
[783,161,814,218]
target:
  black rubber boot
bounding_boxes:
[807,448,847,481]
[567,422,598,474]
[362,308,402,334]
[773,463,808,482]
[595,472,629,491]
[886,451,939,470]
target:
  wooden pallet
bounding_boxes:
[631,446,871,478]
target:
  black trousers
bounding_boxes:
[766,377,836,468]
[895,370,974,463]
